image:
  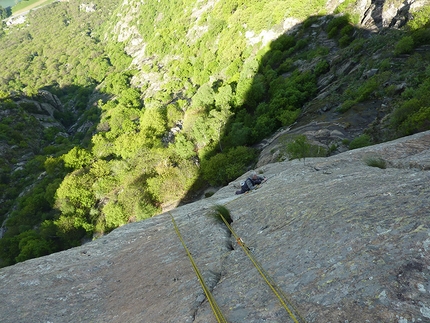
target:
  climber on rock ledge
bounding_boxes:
[235,172,267,195]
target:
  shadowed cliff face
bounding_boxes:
[0,130,429,323]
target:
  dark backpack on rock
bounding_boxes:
[240,180,249,191]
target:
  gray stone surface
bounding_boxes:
[1,131,430,323]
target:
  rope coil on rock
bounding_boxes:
[170,212,228,323]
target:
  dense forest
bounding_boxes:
[0,0,429,267]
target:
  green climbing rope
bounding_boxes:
[170,212,228,323]
[216,210,307,323]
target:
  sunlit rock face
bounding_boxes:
[329,0,430,30]
[1,130,429,323]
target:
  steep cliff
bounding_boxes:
[1,130,429,322]
[2,0,430,268]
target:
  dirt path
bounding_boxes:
[10,0,52,17]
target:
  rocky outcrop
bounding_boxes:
[336,0,430,31]
[1,130,429,323]
[12,91,66,130]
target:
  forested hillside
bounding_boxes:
[0,0,429,267]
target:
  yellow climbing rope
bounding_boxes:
[216,210,307,323]
[170,212,228,323]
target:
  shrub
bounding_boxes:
[11,230,53,263]
[146,167,191,204]
[398,106,430,135]
[277,59,294,74]
[166,103,184,128]
[210,205,232,224]
[286,135,311,164]
[411,28,430,46]
[394,36,414,55]
[390,98,420,130]
[349,134,372,149]
[341,24,354,36]
[328,27,338,39]
[252,114,278,142]
[379,59,391,71]
[314,60,330,76]
[384,84,398,97]
[303,16,320,29]
[204,191,215,198]
[348,38,366,54]
[225,123,252,147]
[201,146,257,186]
[307,46,330,60]
[339,34,353,47]
[342,138,350,145]
[356,77,379,101]
[102,202,128,230]
[294,38,308,51]
[270,34,296,51]
[62,147,93,170]
[338,99,355,112]
[326,15,350,38]
[338,76,380,112]
[334,0,356,14]
[264,67,278,83]
[364,157,387,169]
[266,50,284,69]
[277,108,300,126]
[328,143,337,155]
[407,6,430,30]
[172,134,196,160]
